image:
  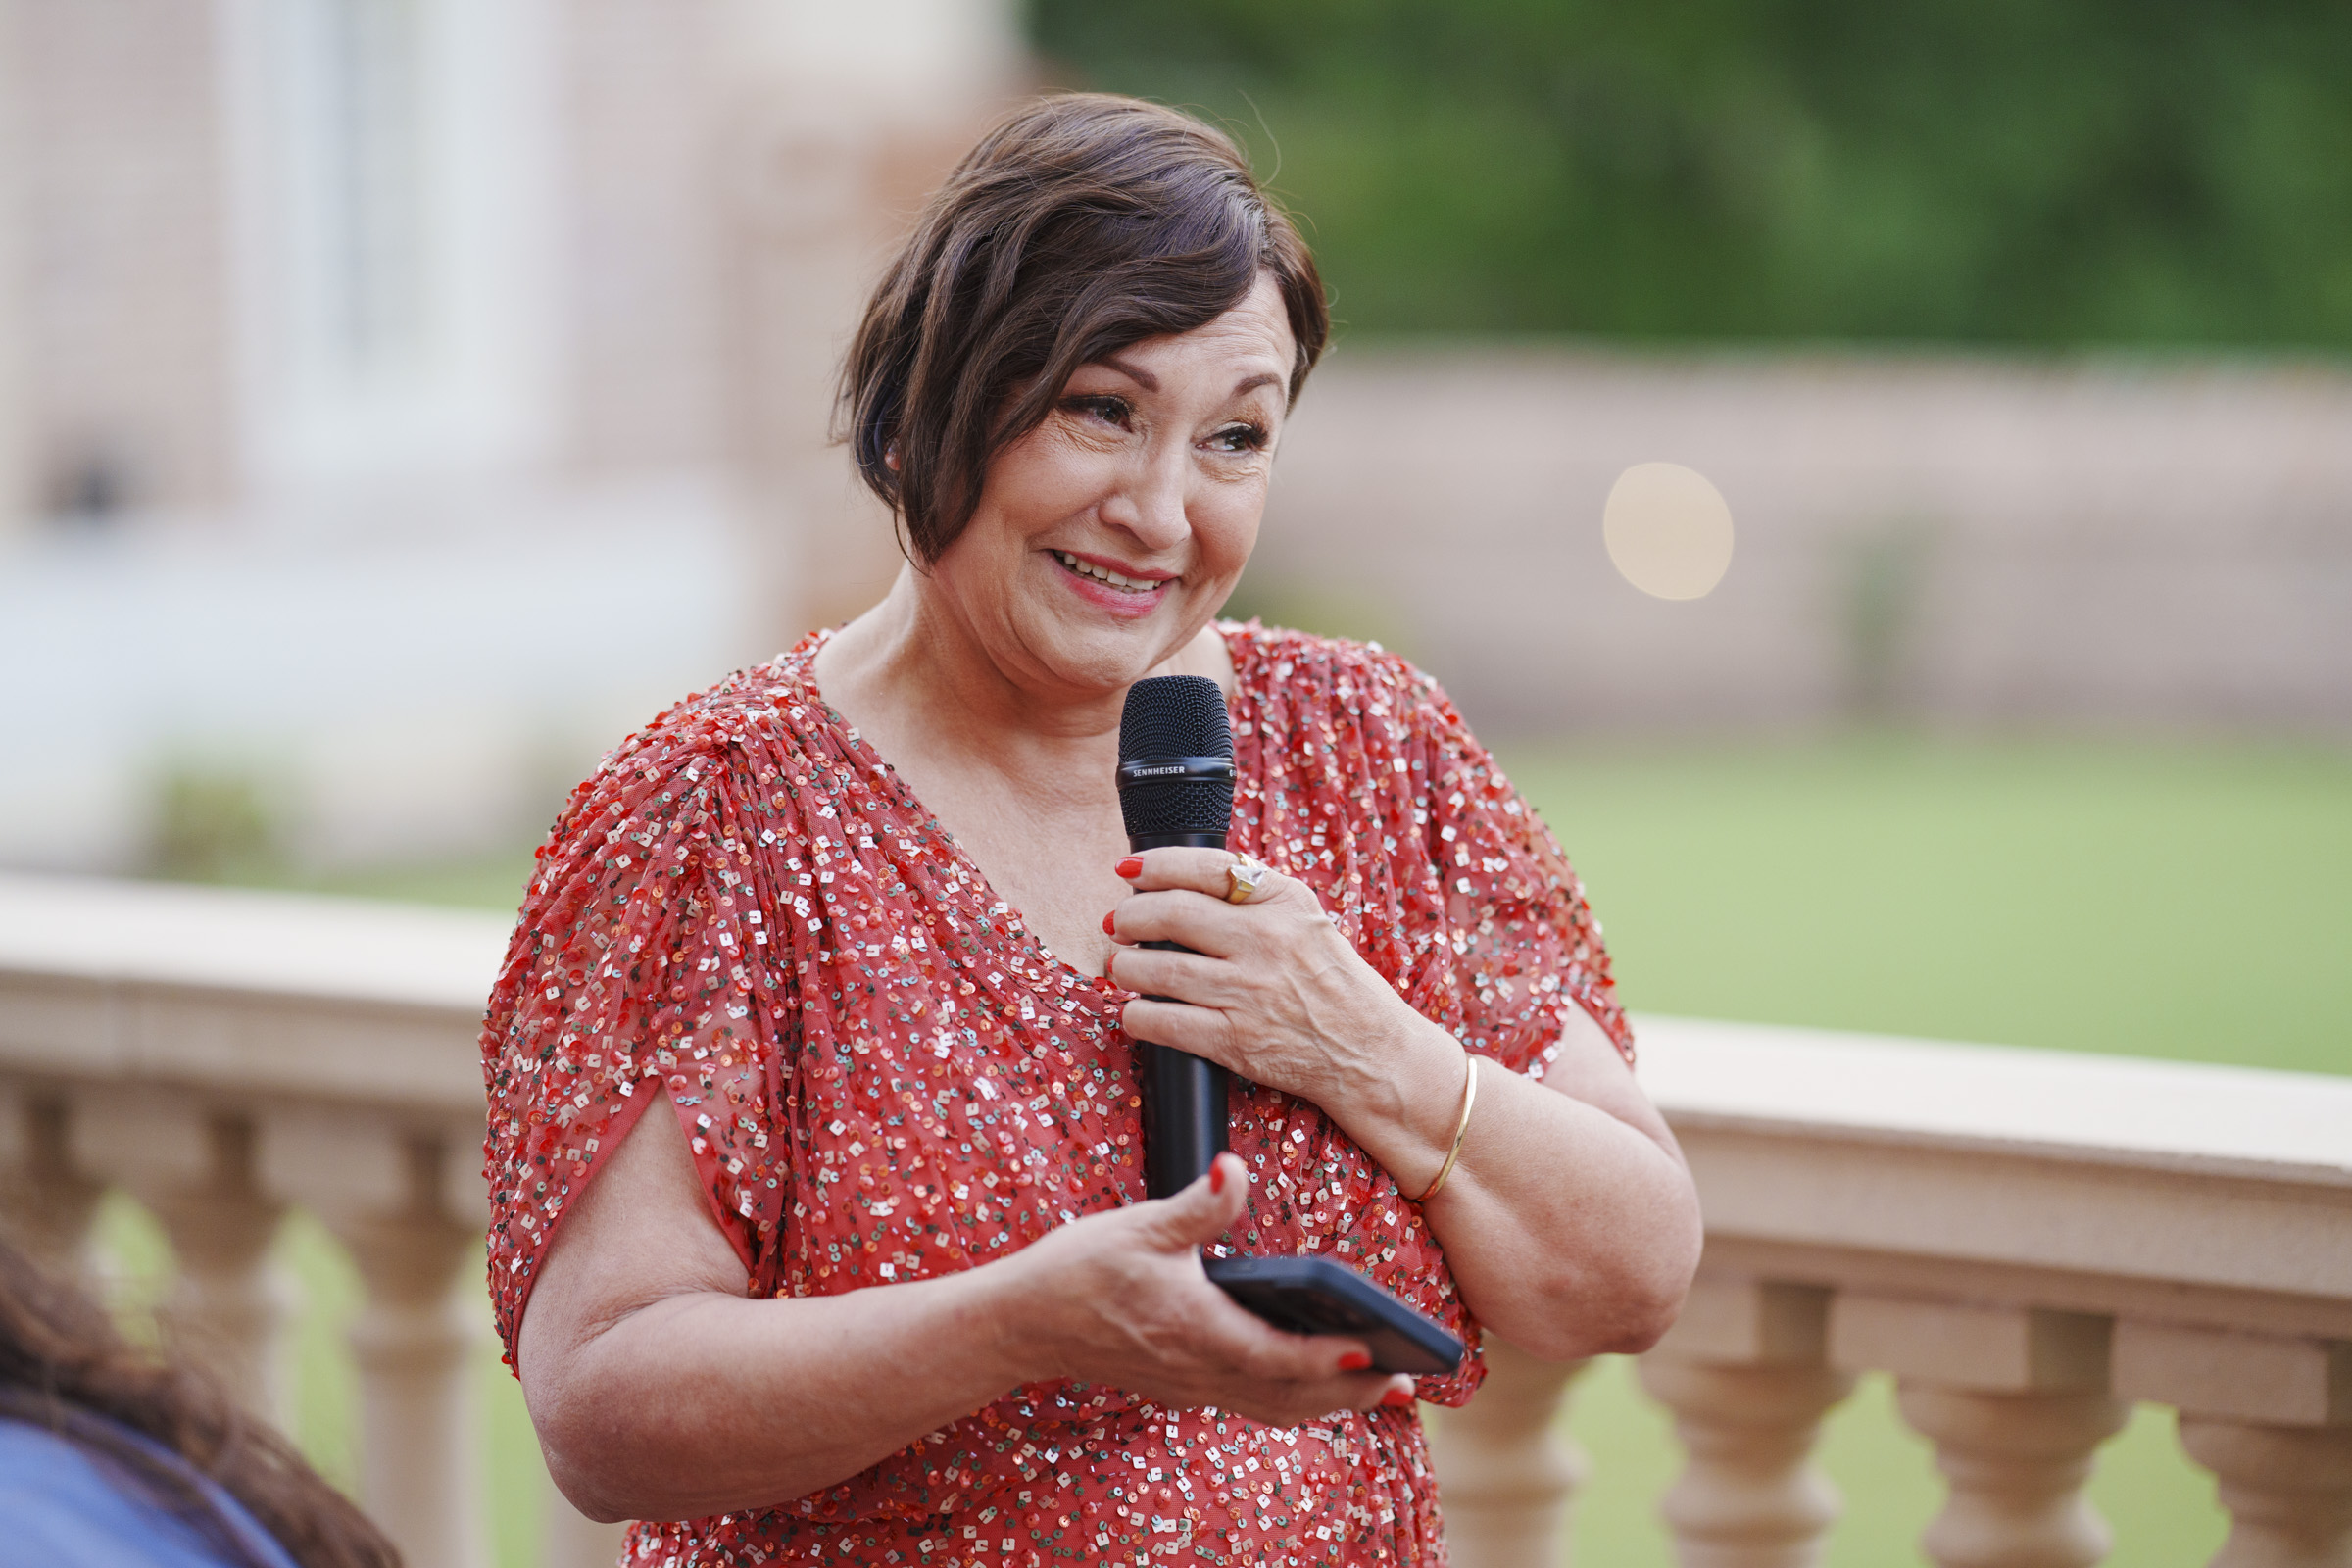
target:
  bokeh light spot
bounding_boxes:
[1603,462,1735,600]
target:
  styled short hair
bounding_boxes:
[840,93,1329,565]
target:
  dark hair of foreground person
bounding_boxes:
[0,1237,399,1568]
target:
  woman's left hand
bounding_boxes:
[1106,847,1426,1110]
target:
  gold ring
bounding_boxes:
[1224,855,1273,905]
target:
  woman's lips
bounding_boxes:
[1049,548,1172,616]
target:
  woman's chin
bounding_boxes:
[1020,609,1198,697]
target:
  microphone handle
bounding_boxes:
[1127,829,1232,1200]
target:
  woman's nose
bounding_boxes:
[1101,444,1192,549]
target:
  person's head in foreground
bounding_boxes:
[0,1238,398,1568]
[487,91,1701,1564]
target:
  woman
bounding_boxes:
[0,1238,398,1568]
[485,93,1701,1565]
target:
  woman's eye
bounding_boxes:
[1065,395,1131,427]
[1209,423,1269,454]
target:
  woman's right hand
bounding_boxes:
[990,1152,1411,1426]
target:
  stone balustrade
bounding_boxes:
[0,873,613,1568]
[2,873,2347,1566]
[1434,1018,2352,1568]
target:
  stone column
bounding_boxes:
[1426,1340,1590,1568]
[2117,1320,2352,1568]
[2177,1420,2352,1568]
[1835,1295,2123,1568]
[710,0,1024,650]
[339,1143,486,1568]
[0,0,27,544]
[275,1114,489,1568]
[1894,1385,2127,1568]
[541,1470,630,1568]
[0,1090,105,1274]
[142,1113,290,1419]
[1637,1277,1853,1567]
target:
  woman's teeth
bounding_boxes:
[1053,550,1167,592]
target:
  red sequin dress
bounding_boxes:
[481,622,1630,1567]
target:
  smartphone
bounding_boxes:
[1203,1254,1465,1377]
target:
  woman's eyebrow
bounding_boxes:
[1084,359,1279,399]
[1095,354,1159,392]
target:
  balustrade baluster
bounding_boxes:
[541,1472,631,1568]
[2176,1419,2352,1568]
[76,1096,293,1418]
[0,1090,104,1273]
[1837,1295,2122,1568]
[2118,1320,2352,1567]
[142,1113,290,1418]
[1426,1339,1590,1568]
[1639,1277,1853,1567]
[1893,1385,2126,1568]
[275,1116,490,1568]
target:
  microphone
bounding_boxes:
[1114,676,1468,1375]
[1116,675,1237,1200]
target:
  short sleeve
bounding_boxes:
[480,719,795,1364]
[1398,671,1632,1078]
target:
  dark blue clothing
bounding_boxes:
[0,1415,301,1568]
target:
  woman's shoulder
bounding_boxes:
[594,650,831,785]
[548,643,846,826]
[1221,619,1463,733]
[511,646,846,928]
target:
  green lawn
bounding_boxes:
[113,735,2345,1564]
[1500,735,2351,1076]
[1489,734,2346,1564]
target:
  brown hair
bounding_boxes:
[0,1239,400,1568]
[841,92,1329,564]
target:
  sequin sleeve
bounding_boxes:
[480,711,796,1366]
[1392,660,1633,1077]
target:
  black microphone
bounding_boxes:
[1115,675,1237,1200]
[1114,677,1467,1376]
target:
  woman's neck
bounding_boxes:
[806,567,1236,975]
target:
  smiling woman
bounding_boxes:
[482,93,1701,1567]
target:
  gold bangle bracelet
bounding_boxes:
[1415,1053,1480,1202]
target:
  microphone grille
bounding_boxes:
[1117,675,1231,764]
[1117,676,1235,842]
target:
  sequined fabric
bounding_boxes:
[480,622,1630,1566]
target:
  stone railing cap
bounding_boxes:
[0,871,512,1014]
[1635,1013,2352,1187]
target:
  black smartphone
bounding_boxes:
[1203,1254,1465,1376]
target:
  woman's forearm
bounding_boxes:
[520,1093,1044,1522]
[522,1096,1401,1523]
[1323,1007,1702,1361]
[533,1260,1029,1522]
[1424,1067,1701,1357]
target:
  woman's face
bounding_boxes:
[922,272,1296,701]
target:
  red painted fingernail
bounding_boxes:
[1381,1388,1415,1408]
[1116,857,1143,878]
[1338,1351,1372,1372]
[1102,911,1116,935]
[1208,1160,1226,1195]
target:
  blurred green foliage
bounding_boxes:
[147,762,285,884]
[1031,0,2352,345]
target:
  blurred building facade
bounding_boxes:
[0,0,1019,871]
[0,4,2344,877]
[1255,348,2352,738]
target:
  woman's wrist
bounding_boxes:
[1319,993,1470,1193]
[965,1244,1064,1388]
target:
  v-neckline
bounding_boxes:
[781,624,1256,996]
